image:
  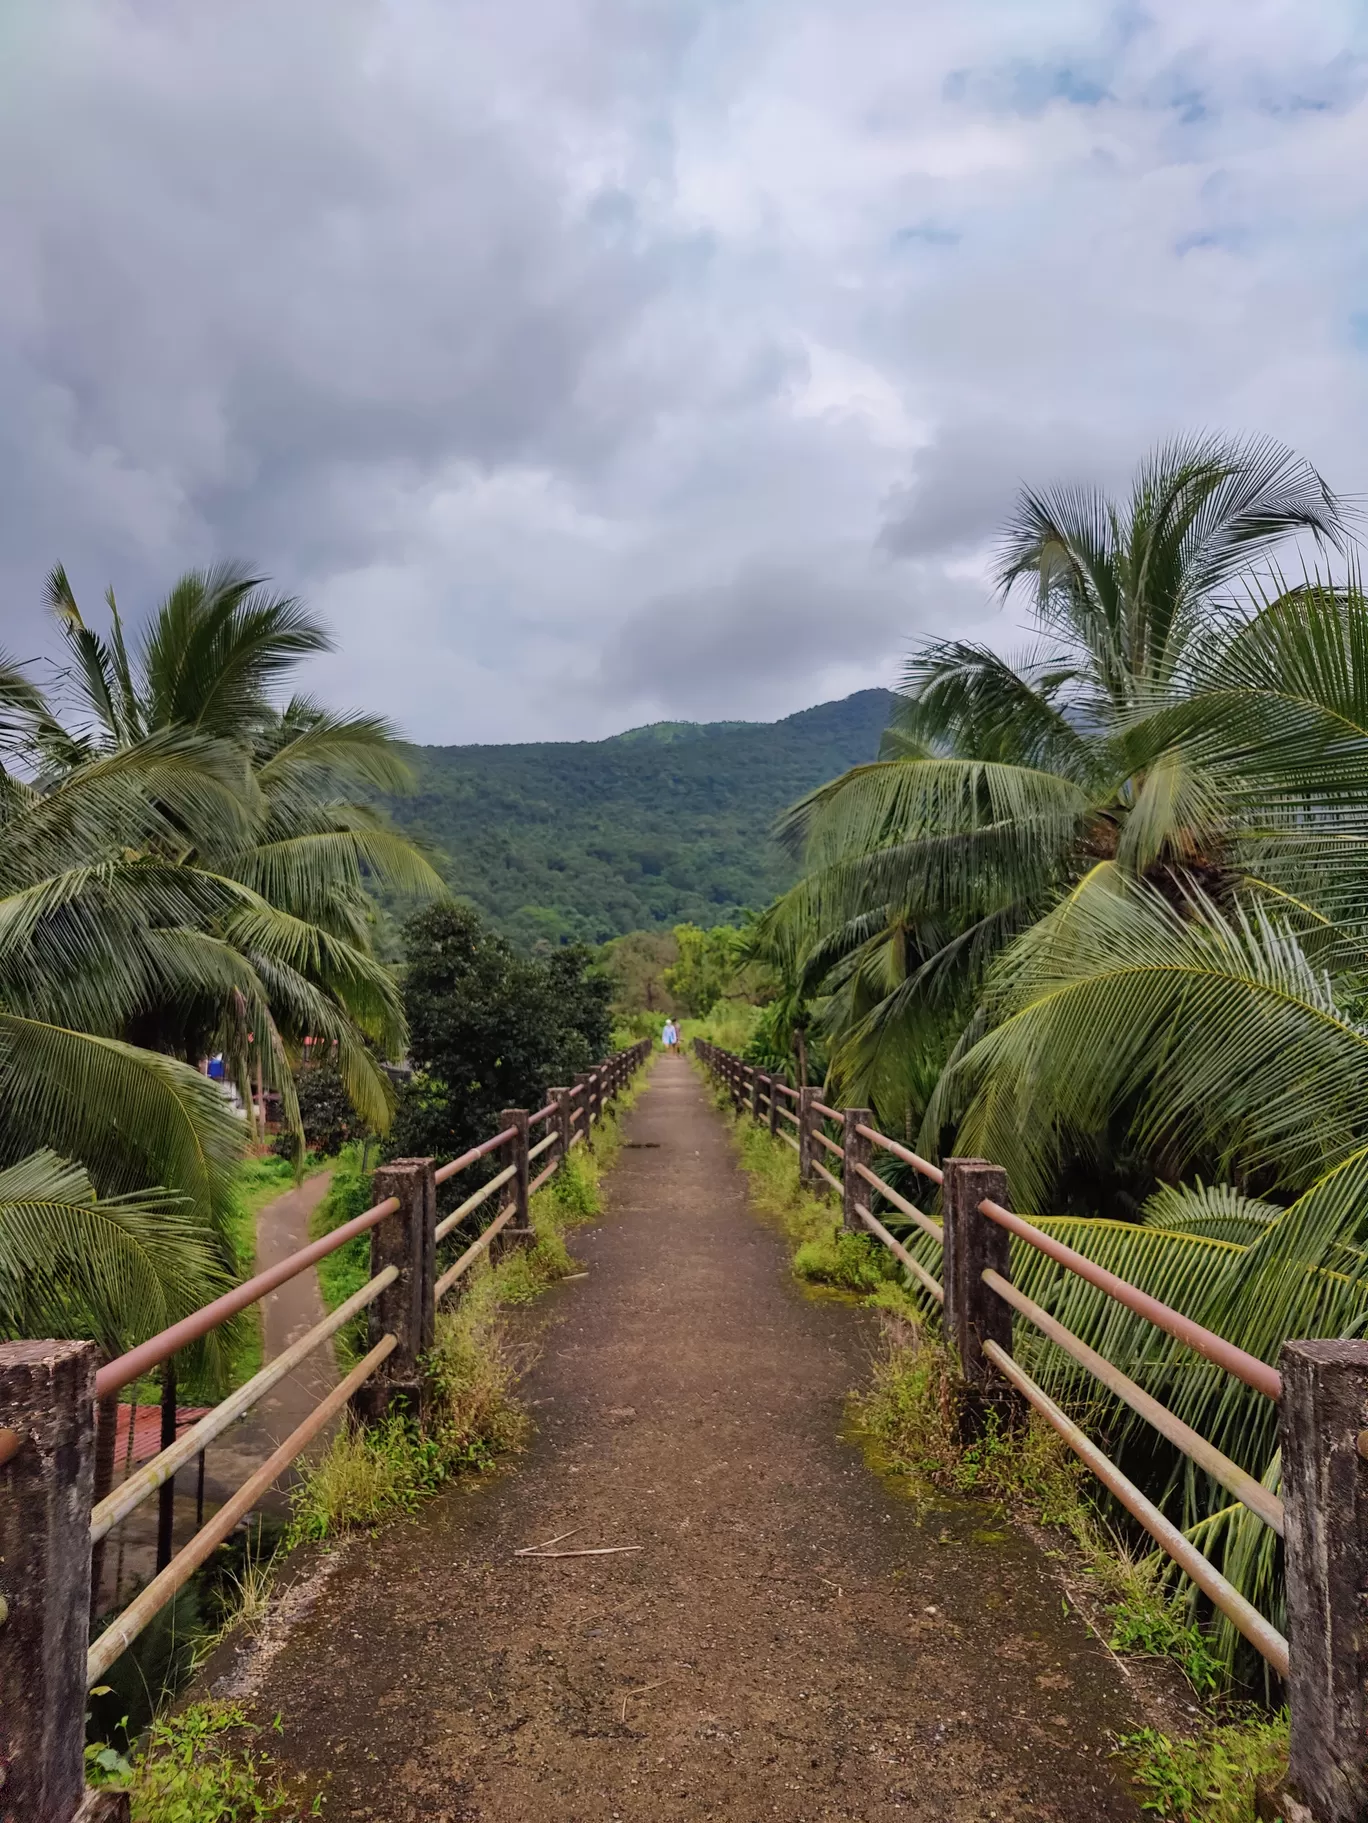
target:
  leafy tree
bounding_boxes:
[663,923,747,1017]
[0,565,440,1384]
[46,563,443,1137]
[273,1059,366,1161]
[389,904,611,1173]
[770,434,1349,1138]
[599,929,680,1017]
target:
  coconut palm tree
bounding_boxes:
[769,435,1350,1132]
[43,562,445,1140]
[766,438,1368,1677]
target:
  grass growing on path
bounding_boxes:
[697,1055,1282,1814]
[290,1067,650,1540]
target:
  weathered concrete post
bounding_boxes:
[941,1159,1014,1431]
[842,1108,873,1234]
[550,1087,572,1168]
[1277,1340,1368,1823]
[767,1074,780,1139]
[0,1339,108,1823]
[798,1086,818,1187]
[750,1070,762,1123]
[500,1108,533,1252]
[574,1073,593,1147]
[353,1157,436,1424]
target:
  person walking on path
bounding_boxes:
[660,1018,678,1050]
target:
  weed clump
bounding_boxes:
[1117,1712,1289,1822]
[853,1313,1227,1696]
[88,1701,300,1821]
[793,1227,894,1293]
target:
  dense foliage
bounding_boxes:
[0,563,438,1368]
[389,903,612,1169]
[379,690,893,946]
[734,434,1368,1678]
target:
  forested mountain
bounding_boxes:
[384,689,894,946]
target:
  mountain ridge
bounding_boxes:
[383,687,895,947]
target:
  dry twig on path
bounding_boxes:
[621,1680,668,1723]
[516,1545,643,1559]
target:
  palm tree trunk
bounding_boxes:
[90,1392,119,1618]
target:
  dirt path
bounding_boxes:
[231,1056,1142,1821]
[252,1169,338,1444]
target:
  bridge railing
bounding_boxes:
[694,1038,1366,1823]
[0,1038,652,1823]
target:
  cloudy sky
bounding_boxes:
[2,2,1366,743]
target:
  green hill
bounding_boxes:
[385,688,895,947]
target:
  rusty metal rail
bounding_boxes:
[977,1197,1281,1400]
[434,1126,517,1186]
[983,1341,1289,1675]
[87,1335,399,1687]
[857,1123,943,1185]
[435,1163,517,1243]
[96,1192,403,1398]
[856,1203,943,1303]
[90,1266,401,1543]
[435,1205,519,1301]
[850,1159,943,1244]
[982,1268,1283,1534]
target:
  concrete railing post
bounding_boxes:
[798,1086,818,1187]
[353,1157,436,1425]
[574,1073,593,1148]
[1277,1340,1368,1823]
[842,1108,872,1234]
[942,1158,1014,1433]
[550,1087,571,1167]
[750,1069,762,1123]
[0,1339,121,1823]
[767,1074,779,1139]
[500,1109,532,1252]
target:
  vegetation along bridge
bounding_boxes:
[3,1042,1367,1821]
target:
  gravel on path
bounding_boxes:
[230,1054,1143,1822]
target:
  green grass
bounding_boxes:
[1116,1713,1290,1822]
[290,1064,651,1541]
[703,1062,1238,1707]
[87,1701,308,1821]
[305,1142,381,1364]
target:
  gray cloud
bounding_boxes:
[1,0,1365,741]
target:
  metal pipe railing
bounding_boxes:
[850,1159,943,1244]
[434,1127,517,1186]
[435,1163,518,1243]
[855,1203,943,1303]
[977,1197,1281,1401]
[983,1341,1289,1676]
[857,1123,943,1185]
[87,1335,398,1687]
[90,1266,400,1543]
[983,1268,1283,1534]
[96,1192,402,1397]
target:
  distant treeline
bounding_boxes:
[377,689,894,947]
